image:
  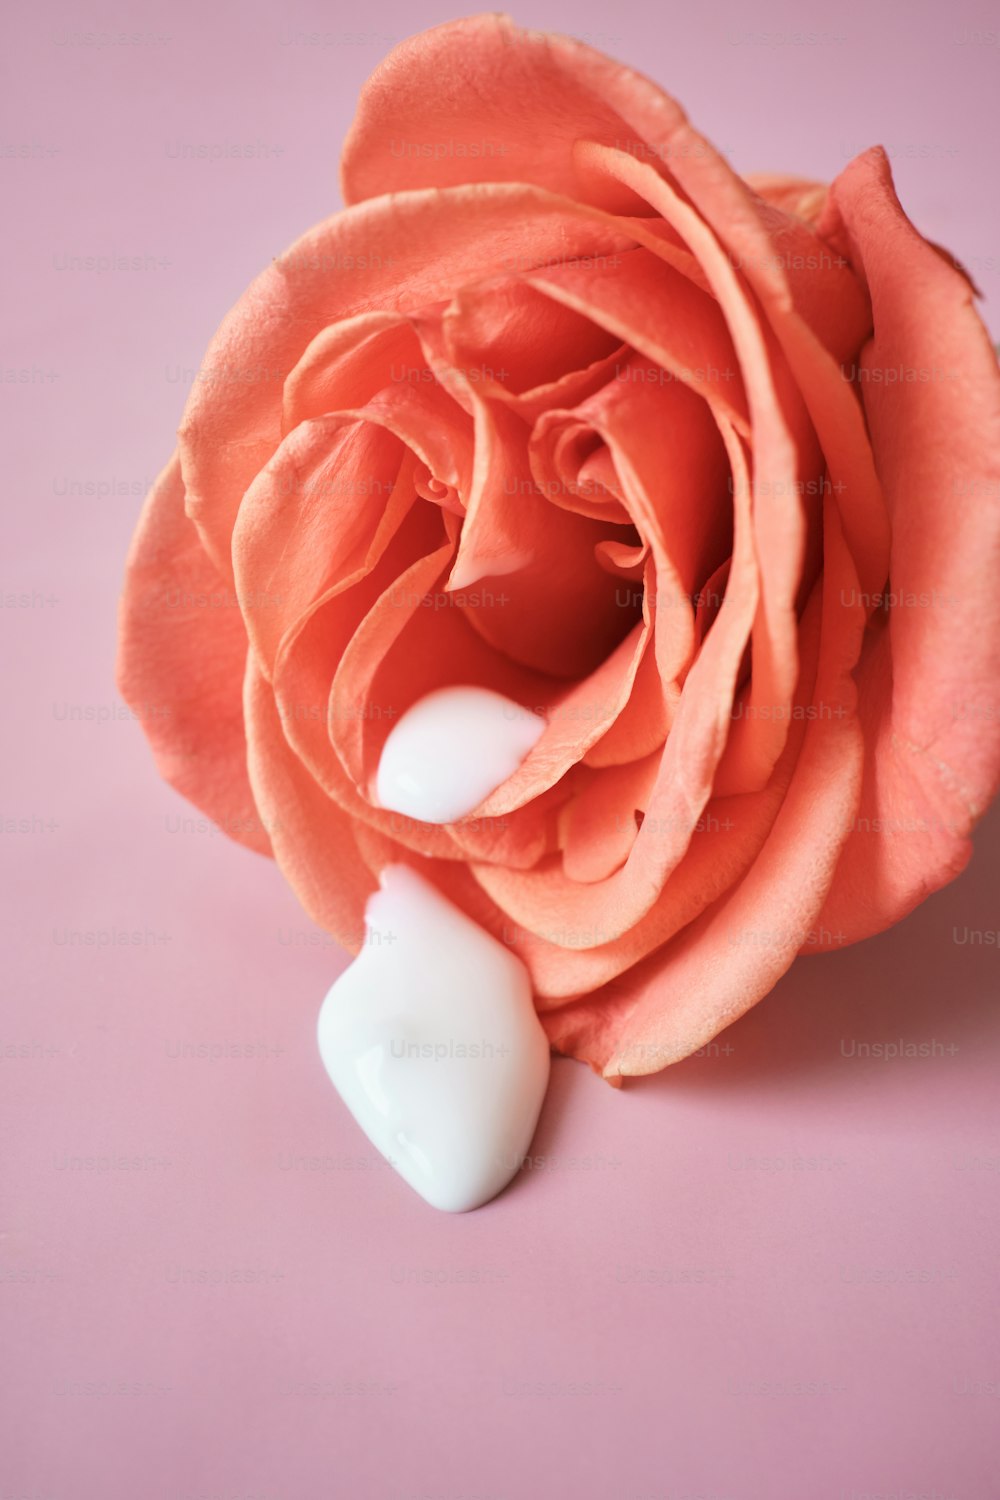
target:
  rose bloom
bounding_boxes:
[119,16,1000,1080]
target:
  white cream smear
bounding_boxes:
[318,685,550,1212]
[317,865,550,1212]
[374,684,546,825]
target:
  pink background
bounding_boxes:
[4,0,1000,1495]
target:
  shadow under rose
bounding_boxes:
[472,798,1000,1208]
[523,797,1000,1158]
[635,795,1000,1102]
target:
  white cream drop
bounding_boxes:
[317,865,550,1213]
[375,684,545,825]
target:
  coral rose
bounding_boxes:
[118,15,1000,1079]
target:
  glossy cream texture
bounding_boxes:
[317,865,551,1212]
[374,685,546,824]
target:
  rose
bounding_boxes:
[118,15,1000,1080]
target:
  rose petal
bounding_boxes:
[741,174,828,227]
[178,182,639,580]
[578,144,823,790]
[117,455,270,855]
[639,150,890,602]
[440,275,620,396]
[244,654,372,948]
[342,15,887,608]
[340,14,671,205]
[273,519,495,866]
[342,17,869,371]
[282,312,411,433]
[583,614,672,768]
[560,752,660,883]
[233,415,409,675]
[812,147,1000,941]
[578,141,889,602]
[328,542,553,794]
[546,500,865,1075]
[526,247,750,438]
[521,574,826,999]
[284,605,559,872]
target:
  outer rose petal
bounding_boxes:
[117,455,270,856]
[340,14,665,204]
[812,148,1000,941]
[342,18,872,367]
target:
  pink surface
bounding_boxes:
[4,0,1000,1495]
